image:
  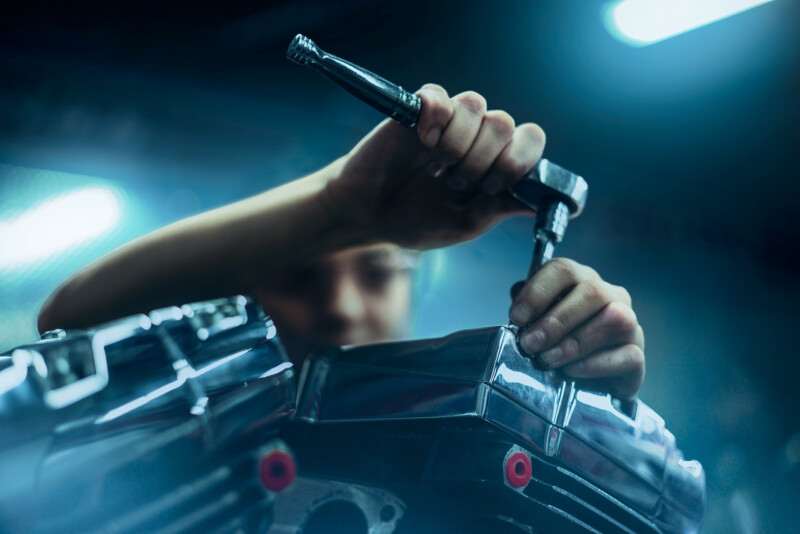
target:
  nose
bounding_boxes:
[322,272,367,326]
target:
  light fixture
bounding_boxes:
[0,187,120,269]
[605,0,774,46]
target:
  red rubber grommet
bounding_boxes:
[505,451,532,488]
[259,448,296,492]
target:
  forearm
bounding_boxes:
[38,157,372,332]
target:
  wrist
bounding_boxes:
[314,154,382,248]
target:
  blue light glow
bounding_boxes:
[605,0,774,46]
[0,187,120,269]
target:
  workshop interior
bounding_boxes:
[1,1,798,532]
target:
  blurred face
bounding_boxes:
[254,244,416,364]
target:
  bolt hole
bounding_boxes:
[270,462,285,477]
[515,460,526,476]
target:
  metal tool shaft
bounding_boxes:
[527,201,570,278]
[287,34,421,127]
[287,34,587,288]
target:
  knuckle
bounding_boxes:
[616,284,632,305]
[431,102,454,125]
[563,336,581,360]
[545,310,569,335]
[547,257,577,277]
[455,91,487,117]
[484,110,515,139]
[624,344,645,370]
[420,82,447,94]
[566,259,599,281]
[519,283,546,316]
[419,85,453,119]
[579,279,606,302]
[605,302,638,332]
[582,264,600,280]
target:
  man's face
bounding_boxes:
[254,244,415,364]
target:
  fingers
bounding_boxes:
[413,86,644,399]
[507,257,645,399]
[517,278,630,356]
[482,123,545,194]
[414,85,545,194]
[509,257,600,329]
[447,110,514,190]
[563,344,646,401]
[430,91,487,178]
[537,303,642,368]
[416,84,454,148]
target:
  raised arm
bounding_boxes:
[37,162,367,332]
[39,84,540,332]
[38,84,644,399]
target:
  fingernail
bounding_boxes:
[427,159,445,177]
[447,175,467,190]
[539,345,563,367]
[481,173,504,195]
[509,302,533,325]
[425,126,442,147]
[521,328,547,354]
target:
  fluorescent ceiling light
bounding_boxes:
[0,187,120,269]
[605,0,774,46]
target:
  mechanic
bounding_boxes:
[37,84,645,400]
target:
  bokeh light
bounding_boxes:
[605,0,775,46]
[0,187,120,269]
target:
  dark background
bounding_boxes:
[1,1,798,531]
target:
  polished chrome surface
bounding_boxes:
[287,33,422,128]
[2,294,704,532]
[0,296,294,533]
[294,325,706,533]
[525,199,572,279]
[510,158,588,218]
[511,160,587,282]
[286,33,588,296]
[286,34,592,217]
[5,315,152,410]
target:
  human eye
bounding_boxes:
[359,265,396,293]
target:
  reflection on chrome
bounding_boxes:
[96,373,187,424]
[494,363,547,393]
[0,296,294,534]
[1,297,704,533]
[294,325,706,533]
